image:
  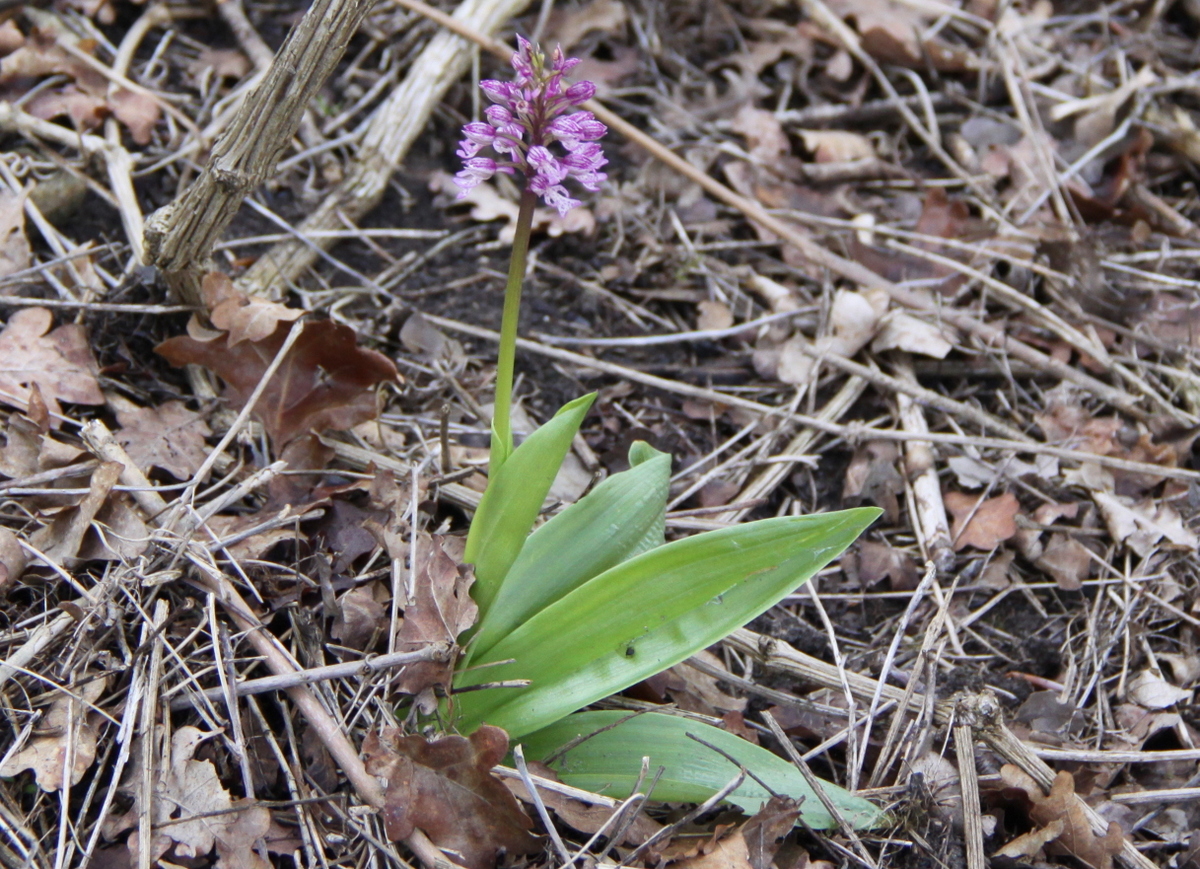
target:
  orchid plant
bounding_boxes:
[446,38,882,830]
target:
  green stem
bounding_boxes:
[491,185,538,475]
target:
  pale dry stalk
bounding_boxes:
[144,0,378,304]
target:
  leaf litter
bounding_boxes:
[2,0,1200,868]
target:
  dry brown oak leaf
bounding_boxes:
[945,490,1020,551]
[156,311,398,449]
[999,765,1123,869]
[362,725,539,869]
[116,400,212,480]
[393,533,478,694]
[0,307,103,420]
[0,674,107,791]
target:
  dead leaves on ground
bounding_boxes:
[156,273,399,450]
[363,725,539,869]
[102,726,294,869]
[0,307,103,420]
[0,673,107,791]
[0,16,160,143]
[998,766,1124,869]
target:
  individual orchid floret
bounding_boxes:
[453,157,499,193]
[454,37,608,214]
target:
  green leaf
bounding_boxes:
[467,442,671,662]
[454,508,880,737]
[464,393,595,620]
[521,711,884,829]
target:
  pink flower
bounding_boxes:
[453,37,607,213]
[453,157,498,195]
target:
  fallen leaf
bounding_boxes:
[0,307,103,420]
[1000,766,1124,869]
[203,510,299,562]
[1126,670,1192,709]
[156,314,398,449]
[947,454,1059,488]
[189,47,252,83]
[0,189,30,280]
[799,129,874,163]
[996,818,1066,861]
[393,534,477,694]
[870,311,954,358]
[742,796,803,869]
[331,581,387,650]
[657,650,747,715]
[697,300,734,332]
[0,26,158,141]
[1092,492,1199,556]
[855,539,919,590]
[843,440,902,522]
[0,674,107,790]
[548,0,628,50]
[29,460,121,565]
[671,829,755,869]
[945,490,1020,551]
[733,104,791,163]
[116,727,273,868]
[825,0,976,71]
[203,272,304,346]
[115,401,212,481]
[106,87,159,145]
[776,288,888,385]
[1016,691,1084,736]
[362,725,538,869]
[0,526,25,591]
[400,312,466,369]
[1036,534,1092,591]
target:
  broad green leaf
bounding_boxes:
[464,393,595,619]
[521,711,885,830]
[454,508,880,736]
[467,442,671,662]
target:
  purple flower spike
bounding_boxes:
[453,36,607,215]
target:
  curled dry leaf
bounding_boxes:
[732,104,791,163]
[0,525,25,591]
[1091,491,1199,557]
[331,581,387,650]
[999,766,1124,869]
[775,287,888,385]
[203,272,303,346]
[362,725,538,869]
[1035,534,1092,591]
[115,400,212,481]
[0,674,107,791]
[1126,669,1192,710]
[156,301,398,449]
[0,307,103,420]
[393,534,478,694]
[945,490,1021,551]
[0,189,30,280]
[799,129,875,163]
[997,818,1066,861]
[742,797,803,869]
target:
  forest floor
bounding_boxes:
[1,0,1200,868]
